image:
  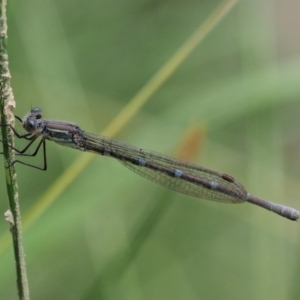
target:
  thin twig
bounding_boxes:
[0,1,30,299]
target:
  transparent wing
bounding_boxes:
[83,132,247,203]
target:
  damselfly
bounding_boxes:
[1,108,299,221]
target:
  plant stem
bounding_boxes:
[0,1,30,299]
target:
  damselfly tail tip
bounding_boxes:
[291,209,300,222]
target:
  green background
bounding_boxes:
[1,0,300,299]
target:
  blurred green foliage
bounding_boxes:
[1,0,300,299]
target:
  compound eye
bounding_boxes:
[25,119,37,132]
[31,107,43,119]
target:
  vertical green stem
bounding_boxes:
[0,1,30,299]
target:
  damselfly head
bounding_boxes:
[22,107,43,133]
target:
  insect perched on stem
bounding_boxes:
[1,107,299,221]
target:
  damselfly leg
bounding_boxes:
[0,115,48,170]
